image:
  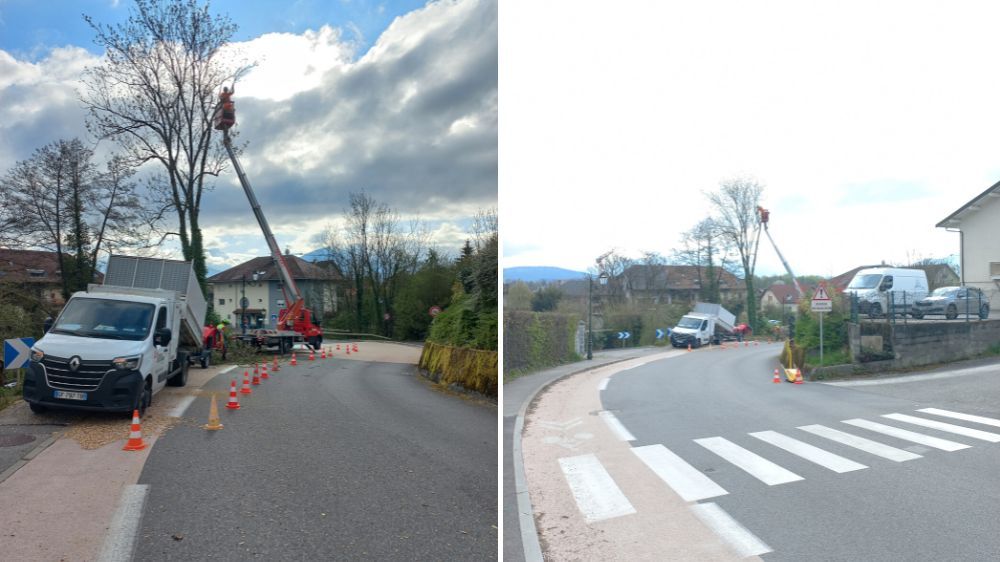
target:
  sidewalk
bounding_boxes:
[503,347,667,562]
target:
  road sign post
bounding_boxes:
[811,285,833,367]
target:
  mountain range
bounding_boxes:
[503,266,588,283]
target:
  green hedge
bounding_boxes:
[503,311,579,376]
[419,341,498,397]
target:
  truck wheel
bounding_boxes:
[133,380,152,417]
[980,305,990,320]
[200,352,211,369]
[168,352,189,387]
[29,403,47,414]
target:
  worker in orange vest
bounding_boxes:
[215,86,235,130]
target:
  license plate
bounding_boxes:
[53,390,87,401]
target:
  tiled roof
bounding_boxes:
[623,264,742,291]
[206,255,342,283]
[0,249,104,284]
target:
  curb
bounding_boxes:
[512,356,637,562]
[0,431,61,485]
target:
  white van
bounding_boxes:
[846,267,929,318]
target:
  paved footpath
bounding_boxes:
[503,348,665,562]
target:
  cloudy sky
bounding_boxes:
[502,1,1000,279]
[0,0,496,272]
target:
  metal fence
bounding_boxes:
[849,286,997,325]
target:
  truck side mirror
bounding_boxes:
[155,328,172,346]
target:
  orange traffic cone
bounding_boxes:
[240,370,252,394]
[309,349,315,361]
[794,371,804,385]
[336,344,341,351]
[272,356,280,372]
[353,343,358,352]
[321,348,326,359]
[252,370,261,386]
[123,410,146,451]
[204,394,224,430]
[226,380,241,410]
[346,346,351,356]
[773,369,781,384]
[253,363,259,375]
[261,364,269,380]
[687,344,692,352]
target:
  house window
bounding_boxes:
[27,269,45,277]
[991,262,1000,279]
[218,298,226,306]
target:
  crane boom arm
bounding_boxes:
[222,132,303,319]
[761,224,804,296]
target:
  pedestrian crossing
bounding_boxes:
[556,407,1000,524]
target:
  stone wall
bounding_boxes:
[848,320,1000,369]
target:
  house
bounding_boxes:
[620,264,746,306]
[206,255,342,330]
[0,249,103,309]
[937,182,1000,309]
[760,283,807,317]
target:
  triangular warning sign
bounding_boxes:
[813,286,831,301]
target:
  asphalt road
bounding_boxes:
[132,356,497,560]
[596,345,1000,560]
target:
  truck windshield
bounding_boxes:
[676,316,703,329]
[848,274,882,290]
[50,299,155,341]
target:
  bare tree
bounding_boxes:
[672,218,734,303]
[706,177,764,328]
[80,0,251,287]
[595,249,633,304]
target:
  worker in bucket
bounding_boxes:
[214,86,236,130]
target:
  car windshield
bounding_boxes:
[677,316,703,329]
[50,298,155,341]
[930,287,959,297]
[848,274,882,289]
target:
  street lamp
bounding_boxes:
[587,272,610,360]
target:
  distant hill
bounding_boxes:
[504,266,587,283]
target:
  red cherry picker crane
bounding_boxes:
[214,87,323,352]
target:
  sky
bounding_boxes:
[501,1,1000,279]
[0,0,496,272]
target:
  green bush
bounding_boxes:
[419,342,497,397]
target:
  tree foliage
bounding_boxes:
[531,285,563,312]
[80,0,251,289]
[707,177,764,330]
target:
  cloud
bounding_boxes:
[0,0,496,264]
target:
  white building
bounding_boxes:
[937,182,1000,309]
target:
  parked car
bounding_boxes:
[912,286,989,320]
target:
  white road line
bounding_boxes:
[631,444,728,502]
[749,430,868,473]
[690,502,772,557]
[219,365,236,375]
[842,419,971,451]
[97,484,149,562]
[882,413,1000,443]
[597,378,610,391]
[169,395,196,418]
[918,408,1000,429]
[798,424,921,462]
[558,454,637,523]
[598,411,636,441]
[694,437,804,485]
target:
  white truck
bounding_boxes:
[24,256,207,416]
[670,302,738,348]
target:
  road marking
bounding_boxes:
[631,444,728,502]
[690,502,772,557]
[598,411,636,441]
[558,454,636,523]
[169,395,196,418]
[97,484,149,562]
[918,408,1000,429]
[842,419,971,451]
[597,378,610,391]
[882,413,1000,443]
[219,365,236,375]
[798,424,921,462]
[749,430,868,473]
[537,417,583,431]
[694,437,804,485]
[824,363,1000,386]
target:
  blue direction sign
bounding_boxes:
[4,337,36,369]
[655,328,665,340]
[617,331,631,340]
